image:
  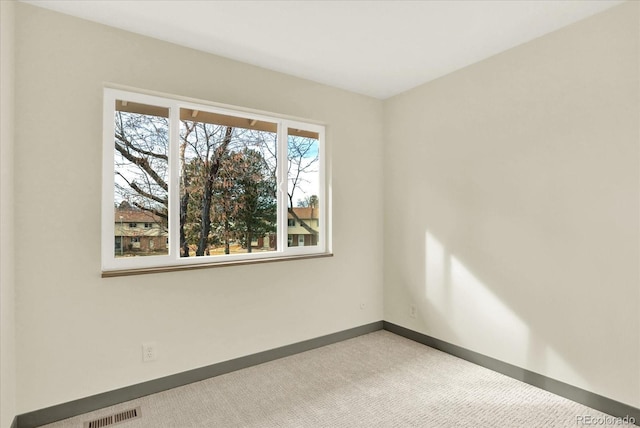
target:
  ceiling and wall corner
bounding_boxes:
[18,0,625,99]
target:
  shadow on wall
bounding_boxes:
[419,231,587,390]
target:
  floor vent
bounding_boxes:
[83,406,141,428]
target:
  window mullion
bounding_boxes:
[102,90,117,271]
[278,120,289,255]
[169,102,181,262]
[318,126,326,253]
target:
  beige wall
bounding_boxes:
[7,0,640,419]
[384,1,639,407]
[1,1,17,426]
[14,4,384,412]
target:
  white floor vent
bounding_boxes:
[83,406,141,428]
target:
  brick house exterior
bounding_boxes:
[114,208,168,255]
[115,207,317,253]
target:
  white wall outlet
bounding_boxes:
[142,342,157,362]
[409,304,417,318]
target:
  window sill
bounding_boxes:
[102,252,333,278]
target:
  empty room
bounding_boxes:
[0,1,638,427]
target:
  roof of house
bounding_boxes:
[288,207,318,220]
[114,209,165,223]
[115,208,314,222]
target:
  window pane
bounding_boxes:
[179,109,278,257]
[287,129,320,247]
[114,101,169,257]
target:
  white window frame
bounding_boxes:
[101,87,328,273]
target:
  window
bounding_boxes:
[102,88,328,273]
[130,236,141,249]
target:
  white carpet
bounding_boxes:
[41,330,632,427]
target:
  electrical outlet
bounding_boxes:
[409,304,417,318]
[142,342,157,362]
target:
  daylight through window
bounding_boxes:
[102,88,327,273]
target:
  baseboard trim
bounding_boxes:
[14,320,639,427]
[383,321,640,426]
[16,321,383,428]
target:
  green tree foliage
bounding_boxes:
[182,148,276,255]
[180,123,277,256]
[180,122,234,256]
[227,148,277,253]
[116,110,312,257]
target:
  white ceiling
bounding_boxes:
[21,0,624,99]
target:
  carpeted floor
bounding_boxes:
[41,331,632,427]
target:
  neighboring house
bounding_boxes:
[113,207,315,253]
[114,208,168,254]
[254,207,319,249]
[287,207,319,247]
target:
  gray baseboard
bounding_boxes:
[16,321,383,428]
[383,321,640,426]
[14,320,639,427]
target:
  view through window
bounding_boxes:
[103,89,327,272]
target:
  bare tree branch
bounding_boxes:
[130,202,168,220]
[115,171,167,206]
[115,131,168,161]
[114,142,168,192]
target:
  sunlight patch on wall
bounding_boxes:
[424,230,586,386]
[448,255,530,357]
[425,232,448,310]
